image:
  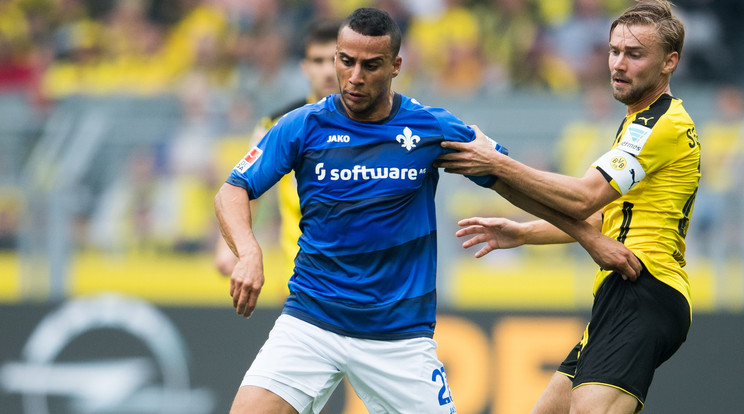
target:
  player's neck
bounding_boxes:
[344,91,396,123]
[626,83,671,115]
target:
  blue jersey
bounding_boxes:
[227,93,503,340]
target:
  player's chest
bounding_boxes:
[298,125,442,194]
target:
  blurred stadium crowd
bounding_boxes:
[0,0,742,268]
[1,0,742,102]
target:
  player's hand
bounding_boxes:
[580,234,642,281]
[229,255,264,318]
[435,125,503,176]
[456,217,527,258]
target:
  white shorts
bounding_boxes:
[240,314,457,414]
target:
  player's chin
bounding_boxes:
[343,97,370,113]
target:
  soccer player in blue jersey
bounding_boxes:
[214,7,635,414]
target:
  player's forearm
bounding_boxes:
[519,219,576,245]
[490,153,600,220]
[494,181,639,277]
[214,183,261,259]
[492,181,590,245]
[214,236,238,276]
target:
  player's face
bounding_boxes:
[335,26,402,122]
[608,23,677,112]
[302,41,339,100]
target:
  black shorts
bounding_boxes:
[557,264,690,408]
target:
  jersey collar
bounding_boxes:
[333,93,402,124]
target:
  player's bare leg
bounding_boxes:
[531,372,572,414]
[230,385,298,414]
[570,384,638,414]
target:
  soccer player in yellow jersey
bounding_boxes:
[215,20,340,277]
[436,1,698,412]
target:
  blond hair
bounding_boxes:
[611,0,685,57]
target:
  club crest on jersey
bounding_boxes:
[396,127,420,151]
[618,123,651,156]
[235,147,263,173]
[610,156,627,170]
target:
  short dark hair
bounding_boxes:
[341,8,402,57]
[303,19,341,58]
[611,0,685,58]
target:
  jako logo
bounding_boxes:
[315,162,424,181]
[327,134,350,143]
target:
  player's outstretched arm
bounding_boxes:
[214,183,265,318]
[437,125,619,220]
[456,217,575,258]
[488,180,642,281]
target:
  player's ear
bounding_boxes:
[392,56,402,78]
[662,51,678,75]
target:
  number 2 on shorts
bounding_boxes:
[431,366,453,405]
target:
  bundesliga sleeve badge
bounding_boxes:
[235,147,263,174]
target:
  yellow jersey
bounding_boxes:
[592,94,700,307]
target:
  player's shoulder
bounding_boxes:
[396,93,459,122]
[619,94,696,156]
[398,93,438,113]
[630,95,693,140]
[633,94,694,130]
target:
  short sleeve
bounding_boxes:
[226,111,303,199]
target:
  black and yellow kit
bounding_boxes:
[559,93,700,410]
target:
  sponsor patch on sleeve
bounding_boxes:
[235,147,263,173]
[617,123,652,156]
